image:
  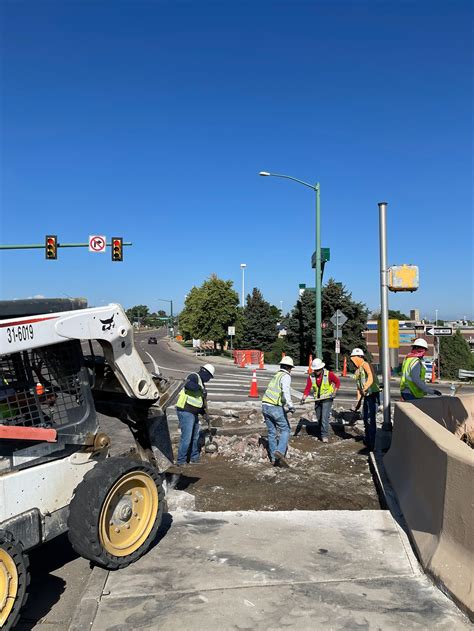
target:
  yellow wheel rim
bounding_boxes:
[99,471,159,557]
[0,547,18,627]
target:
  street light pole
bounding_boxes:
[240,263,247,308]
[259,171,322,357]
[315,183,322,358]
[158,298,174,336]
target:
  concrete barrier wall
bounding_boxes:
[410,394,474,440]
[384,396,473,619]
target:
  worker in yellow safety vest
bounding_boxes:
[350,348,380,451]
[300,358,340,443]
[262,356,295,467]
[400,338,441,401]
[176,363,215,465]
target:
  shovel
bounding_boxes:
[344,394,364,425]
[203,410,218,453]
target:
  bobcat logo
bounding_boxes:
[100,315,115,331]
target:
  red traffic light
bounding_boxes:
[45,235,58,259]
[111,237,123,262]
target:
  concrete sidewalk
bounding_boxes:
[70,510,469,630]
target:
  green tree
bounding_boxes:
[179,287,203,340]
[179,275,240,349]
[286,279,368,368]
[241,288,279,351]
[439,331,474,379]
[126,305,150,323]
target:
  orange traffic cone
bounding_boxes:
[248,370,259,398]
[342,356,347,377]
[35,383,45,396]
[258,352,265,370]
[431,361,436,383]
[308,354,313,374]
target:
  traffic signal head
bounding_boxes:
[45,235,57,259]
[111,237,123,261]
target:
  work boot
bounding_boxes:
[274,450,289,468]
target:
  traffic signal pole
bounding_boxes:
[0,241,132,250]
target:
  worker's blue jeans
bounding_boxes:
[177,409,201,464]
[314,398,334,439]
[262,404,290,461]
[363,393,378,450]
[401,391,417,401]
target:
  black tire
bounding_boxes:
[0,530,30,631]
[67,458,164,570]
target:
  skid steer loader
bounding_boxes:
[0,298,180,629]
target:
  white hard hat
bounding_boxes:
[351,348,365,357]
[412,338,428,350]
[202,363,215,377]
[280,356,295,368]
[312,358,325,370]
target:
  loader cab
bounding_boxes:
[0,298,97,473]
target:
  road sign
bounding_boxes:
[335,339,340,354]
[228,326,235,336]
[330,310,348,326]
[333,329,341,339]
[426,327,453,336]
[89,235,106,253]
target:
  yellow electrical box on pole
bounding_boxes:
[378,319,399,348]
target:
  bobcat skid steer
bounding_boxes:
[0,298,180,629]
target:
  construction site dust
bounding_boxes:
[170,405,381,512]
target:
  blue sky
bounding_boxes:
[1,0,472,320]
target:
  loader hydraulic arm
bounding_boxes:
[0,304,159,401]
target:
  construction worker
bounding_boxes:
[350,348,380,451]
[261,356,296,467]
[176,363,215,465]
[400,338,442,401]
[300,358,340,443]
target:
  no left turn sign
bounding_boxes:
[89,235,107,253]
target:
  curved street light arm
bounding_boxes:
[264,172,318,191]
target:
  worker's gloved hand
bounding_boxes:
[433,390,442,396]
[299,397,306,405]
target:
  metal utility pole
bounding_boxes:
[378,202,391,429]
[240,263,247,307]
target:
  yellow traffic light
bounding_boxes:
[45,235,57,260]
[111,237,123,262]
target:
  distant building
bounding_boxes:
[410,309,420,322]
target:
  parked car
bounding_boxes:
[148,336,157,344]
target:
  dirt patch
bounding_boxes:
[172,413,380,512]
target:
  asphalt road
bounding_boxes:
[18,328,472,629]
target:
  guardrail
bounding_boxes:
[458,369,474,380]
